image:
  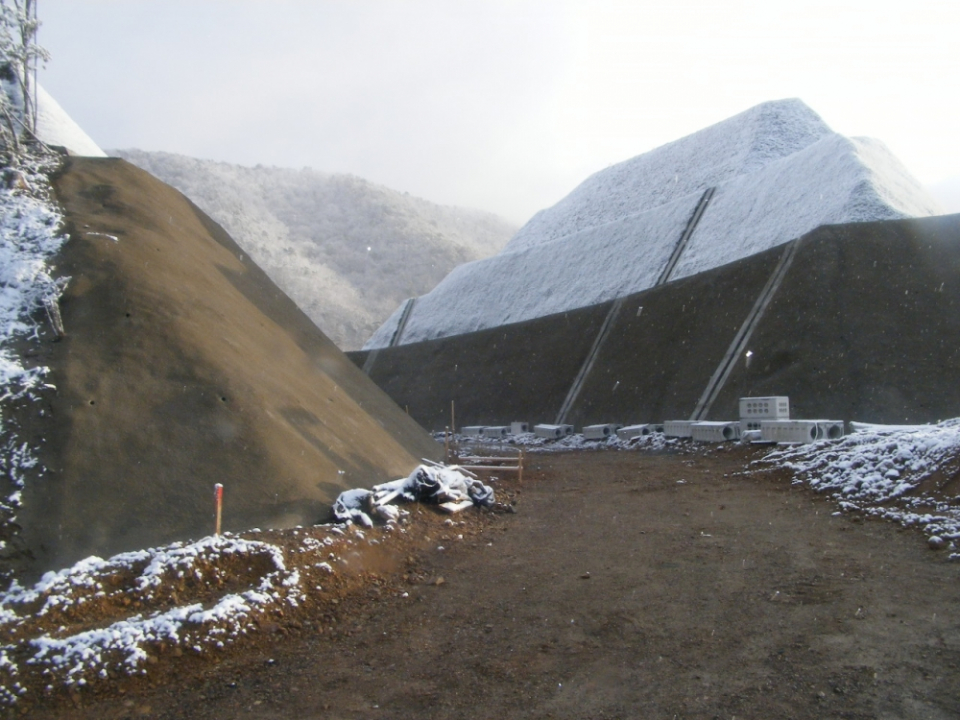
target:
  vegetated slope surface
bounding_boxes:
[27,449,960,720]
[111,150,516,350]
[5,156,439,579]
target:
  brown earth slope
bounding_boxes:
[5,157,440,578]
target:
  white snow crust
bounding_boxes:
[0,532,321,697]
[35,85,105,158]
[365,99,942,349]
[0,160,65,542]
[506,99,832,254]
[671,134,940,279]
[366,192,699,346]
[760,420,960,556]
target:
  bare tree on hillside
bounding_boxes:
[0,0,47,164]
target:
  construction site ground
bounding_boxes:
[26,446,960,720]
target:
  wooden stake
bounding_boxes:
[214,483,223,536]
[450,400,456,436]
[444,426,450,463]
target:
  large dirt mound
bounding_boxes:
[5,157,440,578]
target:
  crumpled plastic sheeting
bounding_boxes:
[333,465,494,526]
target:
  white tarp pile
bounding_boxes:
[333,464,495,527]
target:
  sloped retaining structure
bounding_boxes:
[365,100,940,349]
[349,214,960,431]
[5,158,441,579]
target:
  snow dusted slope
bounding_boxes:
[112,150,515,350]
[506,99,832,253]
[366,193,701,346]
[672,134,939,279]
[35,85,105,157]
[365,99,942,349]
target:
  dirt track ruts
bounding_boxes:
[34,448,960,720]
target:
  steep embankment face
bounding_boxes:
[365,99,943,349]
[9,157,440,577]
[110,150,517,350]
[350,214,960,430]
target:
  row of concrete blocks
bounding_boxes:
[663,419,845,443]
[460,423,604,440]
[461,422,532,439]
[462,417,844,444]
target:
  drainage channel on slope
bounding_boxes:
[555,297,626,425]
[362,297,417,376]
[554,187,716,424]
[655,186,716,287]
[689,237,801,421]
[390,297,418,347]
[361,349,380,376]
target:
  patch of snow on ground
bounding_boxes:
[758,419,960,556]
[0,156,66,552]
[0,531,331,698]
[438,431,699,455]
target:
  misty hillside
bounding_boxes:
[111,149,517,349]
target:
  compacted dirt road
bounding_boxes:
[31,447,960,719]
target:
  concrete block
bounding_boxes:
[663,420,695,438]
[617,424,664,440]
[583,424,622,440]
[760,419,844,443]
[740,419,762,434]
[534,424,574,439]
[691,421,741,442]
[480,426,509,438]
[510,422,529,435]
[815,420,845,440]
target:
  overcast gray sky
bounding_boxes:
[38,0,960,224]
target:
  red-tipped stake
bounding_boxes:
[214,483,224,536]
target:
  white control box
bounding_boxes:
[739,396,790,420]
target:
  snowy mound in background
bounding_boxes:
[365,99,942,349]
[35,85,105,158]
[505,98,833,253]
[670,133,936,279]
[112,150,515,350]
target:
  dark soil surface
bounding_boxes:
[5,157,439,579]
[24,447,960,719]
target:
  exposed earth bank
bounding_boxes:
[28,448,960,719]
